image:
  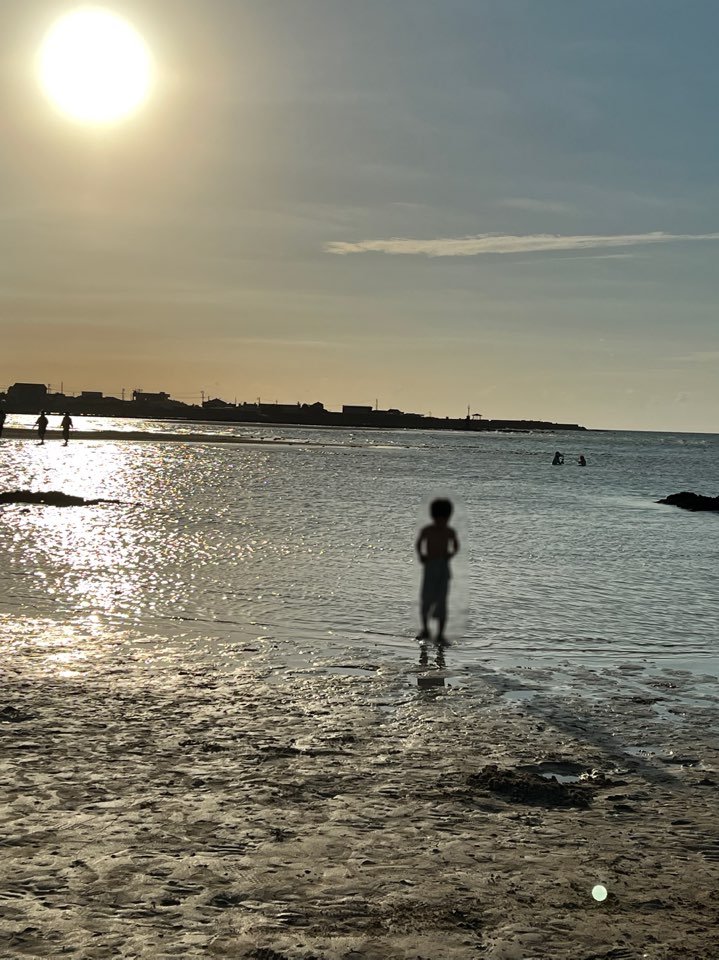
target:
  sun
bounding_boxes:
[38,7,153,125]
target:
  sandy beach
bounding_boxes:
[2,642,718,960]
[0,428,319,446]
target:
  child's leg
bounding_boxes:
[435,582,450,643]
[417,600,430,639]
[417,568,431,639]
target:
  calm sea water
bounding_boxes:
[1,417,717,687]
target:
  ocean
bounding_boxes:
[1,417,717,700]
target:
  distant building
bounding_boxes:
[203,397,235,408]
[7,382,48,407]
[342,405,373,415]
[132,390,171,403]
[81,391,103,400]
[259,402,296,412]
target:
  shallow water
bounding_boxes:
[1,420,717,706]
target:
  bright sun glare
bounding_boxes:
[38,7,152,125]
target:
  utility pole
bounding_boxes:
[121,387,125,402]
[201,389,205,405]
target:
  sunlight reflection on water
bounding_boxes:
[1,424,718,693]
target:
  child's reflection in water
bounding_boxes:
[419,639,447,669]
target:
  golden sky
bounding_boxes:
[3,1,719,431]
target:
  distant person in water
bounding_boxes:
[35,411,48,444]
[61,412,73,446]
[0,406,5,438]
[552,451,564,465]
[416,498,460,645]
[578,454,587,466]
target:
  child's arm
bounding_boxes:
[415,527,427,563]
[449,528,460,557]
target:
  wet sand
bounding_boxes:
[1,646,718,960]
[1,428,315,446]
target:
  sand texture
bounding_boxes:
[1,428,322,446]
[1,648,718,960]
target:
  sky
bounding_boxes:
[2,0,719,431]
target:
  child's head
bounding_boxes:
[430,498,453,523]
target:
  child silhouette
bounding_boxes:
[415,498,459,644]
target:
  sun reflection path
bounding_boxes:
[0,442,164,641]
[0,439,262,666]
[2,616,113,678]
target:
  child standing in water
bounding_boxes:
[61,412,73,446]
[416,498,460,644]
[35,410,48,445]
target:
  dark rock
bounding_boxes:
[0,490,119,507]
[468,764,593,808]
[207,892,245,908]
[0,705,34,723]
[657,491,719,512]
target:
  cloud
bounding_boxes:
[673,350,719,364]
[325,231,719,257]
[499,198,576,215]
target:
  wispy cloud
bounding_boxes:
[325,231,719,257]
[499,198,576,215]
[673,350,719,364]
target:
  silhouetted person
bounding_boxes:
[0,406,5,438]
[578,454,587,466]
[416,498,459,644]
[35,411,48,445]
[61,412,73,446]
[552,451,564,465]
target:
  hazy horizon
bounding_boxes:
[3,1,719,433]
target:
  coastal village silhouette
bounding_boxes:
[1,381,585,433]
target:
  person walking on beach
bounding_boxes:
[35,410,48,444]
[416,498,460,645]
[61,412,73,446]
[0,405,6,438]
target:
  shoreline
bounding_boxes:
[2,644,717,959]
[0,427,325,446]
